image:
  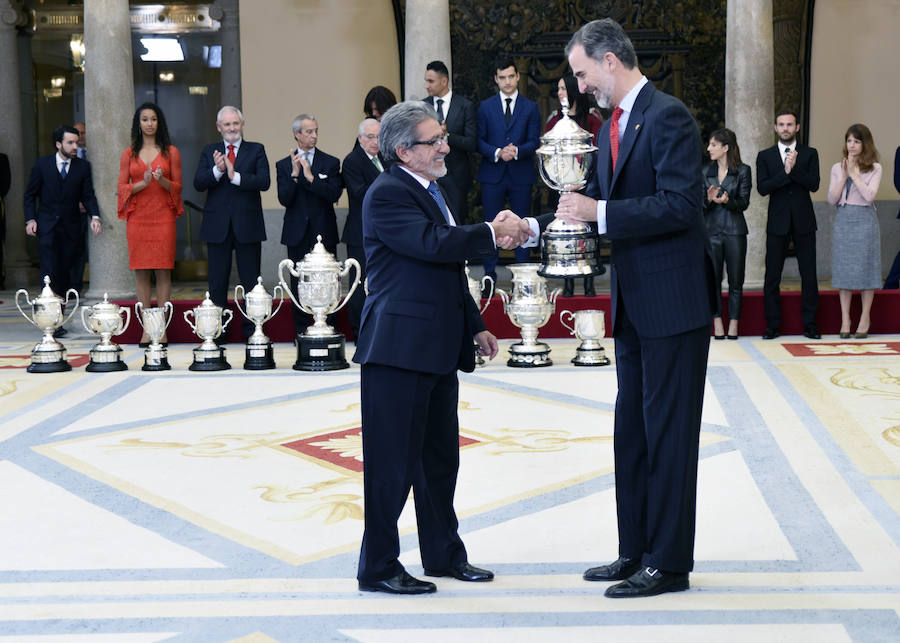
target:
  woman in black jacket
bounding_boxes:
[704,128,751,339]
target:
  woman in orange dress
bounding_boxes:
[117,102,183,345]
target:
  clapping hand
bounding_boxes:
[784,149,798,174]
[707,185,728,204]
[490,209,535,249]
[143,167,153,185]
[152,167,164,181]
[212,150,227,172]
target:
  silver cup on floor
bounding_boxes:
[15,276,79,373]
[81,293,130,372]
[466,263,494,367]
[496,263,561,367]
[184,292,233,371]
[234,277,284,370]
[136,301,174,371]
[560,309,610,366]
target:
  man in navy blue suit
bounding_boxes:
[527,19,715,597]
[353,101,533,595]
[194,106,270,337]
[476,59,541,289]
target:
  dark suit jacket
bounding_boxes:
[894,146,899,218]
[424,93,477,193]
[341,144,382,248]
[275,148,342,249]
[476,93,541,186]
[24,154,99,239]
[756,143,820,235]
[353,165,494,374]
[0,152,10,199]
[193,140,270,244]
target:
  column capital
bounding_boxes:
[0,1,27,29]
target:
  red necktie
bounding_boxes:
[609,107,624,171]
[227,144,236,165]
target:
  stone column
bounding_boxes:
[726,0,774,289]
[403,0,451,100]
[0,1,31,288]
[210,0,241,109]
[84,0,134,299]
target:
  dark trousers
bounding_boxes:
[763,229,818,330]
[357,363,467,582]
[884,249,900,289]
[481,181,532,275]
[38,224,83,297]
[345,243,367,340]
[69,214,89,292]
[206,224,261,338]
[709,232,747,319]
[613,295,710,573]
[286,232,338,335]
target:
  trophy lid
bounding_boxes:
[37,275,64,304]
[246,276,271,299]
[536,99,597,156]
[90,292,119,312]
[298,235,341,272]
[198,291,222,311]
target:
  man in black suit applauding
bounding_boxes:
[756,109,821,339]
[276,114,343,335]
[423,60,477,221]
[194,106,270,337]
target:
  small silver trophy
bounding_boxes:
[465,263,494,367]
[278,236,360,371]
[234,277,284,370]
[81,293,131,372]
[560,309,610,366]
[496,263,561,367]
[535,97,601,278]
[184,292,233,371]
[15,276,79,373]
[135,301,174,371]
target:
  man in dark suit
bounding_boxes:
[69,121,89,293]
[24,125,102,335]
[756,109,821,339]
[275,114,343,335]
[528,19,715,598]
[353,101,532,595]
[194,106,270,338]
[423,60,477,222]
[883,145,900,289]
[476,59,541,287]
[341,118,383,338]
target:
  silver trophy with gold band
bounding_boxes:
[82,293,131,371]
[496,264,561,367]
[560,308,610,366]
[465,263,494,367]
[15,276,79,373]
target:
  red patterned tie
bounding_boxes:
[227,144,236,165]
[609,107,624,171]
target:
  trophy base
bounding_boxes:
[294,333,349,371]
[142,345,172,371]
[87,360,128,372]
[507,341,552,368]
[87,345,128,372]
[572,346,611,366]
[190,345,231,371]
[244,343,276,370]
[537,256,603,278]
[29,342,71,373]
[28,360,72,373]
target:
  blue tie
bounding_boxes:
[60,161,68,179]
[427,182,454,225]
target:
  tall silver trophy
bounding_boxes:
[184,293,233,371]
[535,98,601,278]
[278,236,360,371]
[496,264,561,367]
[465,263,494,367]
[560,309,610,366]
[15,276,79,373]
[234,277,284,370]
[81,293,131,372]
[135,301,174,371]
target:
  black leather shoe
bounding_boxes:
[562,279,575,298]
[604,566,689,598]
[359,571,436,594]
[583,556,641,582]
[583,276,596,297]
[424,562,494,582]
[803,326,821,340]
[714,334,725,340]
[53,326,68,338]
[727,334,738,340]
[762,328,780,340]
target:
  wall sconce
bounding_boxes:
[158,71,175,83]
[50,76,66,88]
[70,35,85,71]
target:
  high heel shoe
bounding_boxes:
[854,332,868,339]
[839,332,851,339]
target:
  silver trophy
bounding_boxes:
[560,309,610,366]
[465,263,494,367]
[15,276,79,373]
[135,301,174,371]
[81,293,131,372]
[535,97,601,278]
[234,277,284,370]
[278,235,360,371]
[496,263,561,367]
[184,292,233,371]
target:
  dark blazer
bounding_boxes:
[275,148,342,249]
[424,93,477,194]
[756,143,820,235]
[703,162,752,235]
[894,146,900,218]
[476,93,541,186]
[193,140,270,243]
[353,165,494,374]
[0,152,10,199]
[340,144,382,248]
[24,154,99,238]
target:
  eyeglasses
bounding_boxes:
[411,135,448,149]
[361,134,378,140]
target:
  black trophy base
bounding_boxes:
[190,346,231,371]
[28,360,72,373]
[507,341,553,368]
[86,360,128,372]
[244,343,276,370]
[143,346,171,371]
[294,333,349,371]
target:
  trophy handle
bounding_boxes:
[221,308,234,330]
[163,301,174,328]
[559,309,576,335]
[496,287,509,313]
[548,287,563,307]
[331,258,361,314]
[115,305,132,336]
[183,309,197,334]
[233,284,246,319]
[15,289,37,327]
[269,284,285,320]
[479,275,494,314]
[135,302,145,329]
[61,289,80,326]
[80,306,92,334]
[277,258,304,312]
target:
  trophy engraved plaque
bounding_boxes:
[465,263,494,367]
[82,293,131,372]
[560,309,610,366]
[15,276,79,373]
[184,293,233,371]
[135,301,174,371]
[496,264,561,367]
[235,277,284,370]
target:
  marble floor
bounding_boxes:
[1,303,899,641]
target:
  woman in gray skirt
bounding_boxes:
[827,123,882,338]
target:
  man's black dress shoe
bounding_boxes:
[583,276,596,297]
[562,279,575,298]
[52,326,68,338]
[762,328,780,340]
[424,561,494,582]
[359,571,436,594]
[803,326,821,340]
[604,566,689,598]
[583,556,641,582]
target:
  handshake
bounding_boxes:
[489,209,536,250]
